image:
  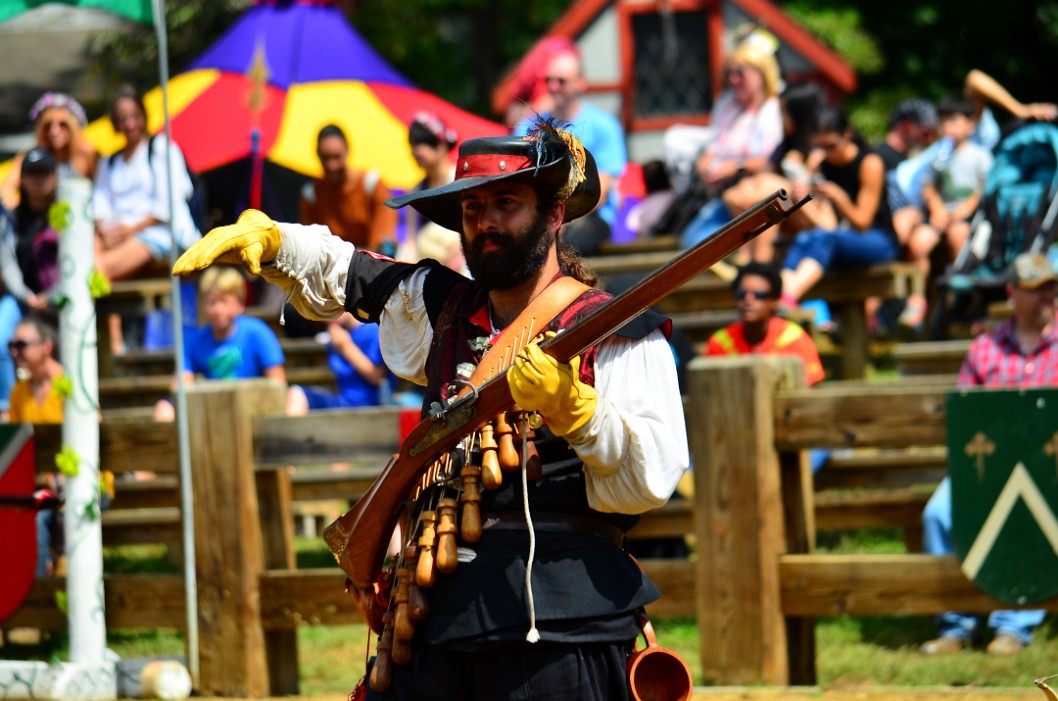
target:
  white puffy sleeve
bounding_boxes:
[567,330,689,514]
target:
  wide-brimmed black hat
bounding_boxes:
[387,125,600,232]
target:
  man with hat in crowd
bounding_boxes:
[920,251,1056,657]
[173,124,688,699]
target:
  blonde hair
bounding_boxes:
[199,267,247,303]
[729,40,782,99]
[34,106,83,162]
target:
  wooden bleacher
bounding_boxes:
[586,241,922,379]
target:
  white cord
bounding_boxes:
[520,415,540,643]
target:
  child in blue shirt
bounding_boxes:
[154,266,285,421]
[286,312,390,412]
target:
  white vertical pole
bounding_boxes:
[57,177,105,664]
[151,0,200,686]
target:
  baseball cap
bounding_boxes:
[1010,252,1058,288]
[888,98,938,129]
[21,147,56,175]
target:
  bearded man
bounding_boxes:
[173,126,688,700]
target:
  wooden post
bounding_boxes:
[689,355,802,685]
[187,379,285,697]
[779,429,816,684]
[255,468,300,696]
[835,301,868,379]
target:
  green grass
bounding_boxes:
[6,532,1057,692]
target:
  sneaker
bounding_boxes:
[898,294,928,330]
[986,634,1024,656]
[920,635,967,655]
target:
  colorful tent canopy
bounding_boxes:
[84,0,504,195]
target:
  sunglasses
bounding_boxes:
[544,76,570,87]
[734,289,772,301]
[8,339,41,352]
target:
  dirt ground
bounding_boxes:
[195,687,1048,701]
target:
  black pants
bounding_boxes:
[366,639,631,701]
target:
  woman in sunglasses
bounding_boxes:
[778,105,898,308]
[1,92,99,210]
[695,29,784,195]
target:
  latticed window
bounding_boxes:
[631,9,712,120]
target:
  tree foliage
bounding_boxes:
[783,0,1058,139]
[87,0,1058,143]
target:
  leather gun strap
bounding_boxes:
[463,276,590,390]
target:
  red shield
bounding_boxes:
[0,424,38,623]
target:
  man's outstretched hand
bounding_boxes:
[172,209,282,277]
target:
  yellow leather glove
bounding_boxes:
[172,209,282,277]
[507,339,597,438]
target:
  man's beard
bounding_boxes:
[463,213,554,291]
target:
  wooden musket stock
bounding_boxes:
[323,190,806,591]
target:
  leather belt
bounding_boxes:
[481,510,626,547]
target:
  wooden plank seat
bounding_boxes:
[584,254,920,378]
[97,367,338,410]
[110,337,331,377]
[893,339,971,376]
[596,234,678,256]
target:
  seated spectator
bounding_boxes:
[93,85,201,354]
[513,45,627,255]
[154,267,285,422]
[93,85,201,279]
[415,222,467,277]
[779,106,899,309]
[964,69,1058,150]
[498,36,575,131]
[1,91,98,210]
[626,159,676,241]
[6,313,115,577]
[704,262,828,472]
[874,98,938,175]
[401,111,458,261]
[0,148,62,419]
[677,27,785,249]
[286,312,390,413]
[680,81,833,263]
[888,70,1057,248]
[8,314,64,425]
[920,252,1055,656]
[300,123,398,255]
[901,94,994,329]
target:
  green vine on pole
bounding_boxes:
[88,269,111,299]
[48,200,72,233]
[54,374,74,399]
[55,445,81,477]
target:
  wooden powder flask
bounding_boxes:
[435,498,460,573]
[459,464,483,542]
[402,543,429,621]
[393,567,414,641]
[493,412,521,470]
[370,611,395,692]
[415,510,438,588]
[478,423,502,490]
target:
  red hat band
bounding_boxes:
[457,153,533,181]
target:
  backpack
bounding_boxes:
[109,134,209,232]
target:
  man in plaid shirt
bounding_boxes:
[921,252,1056,657]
